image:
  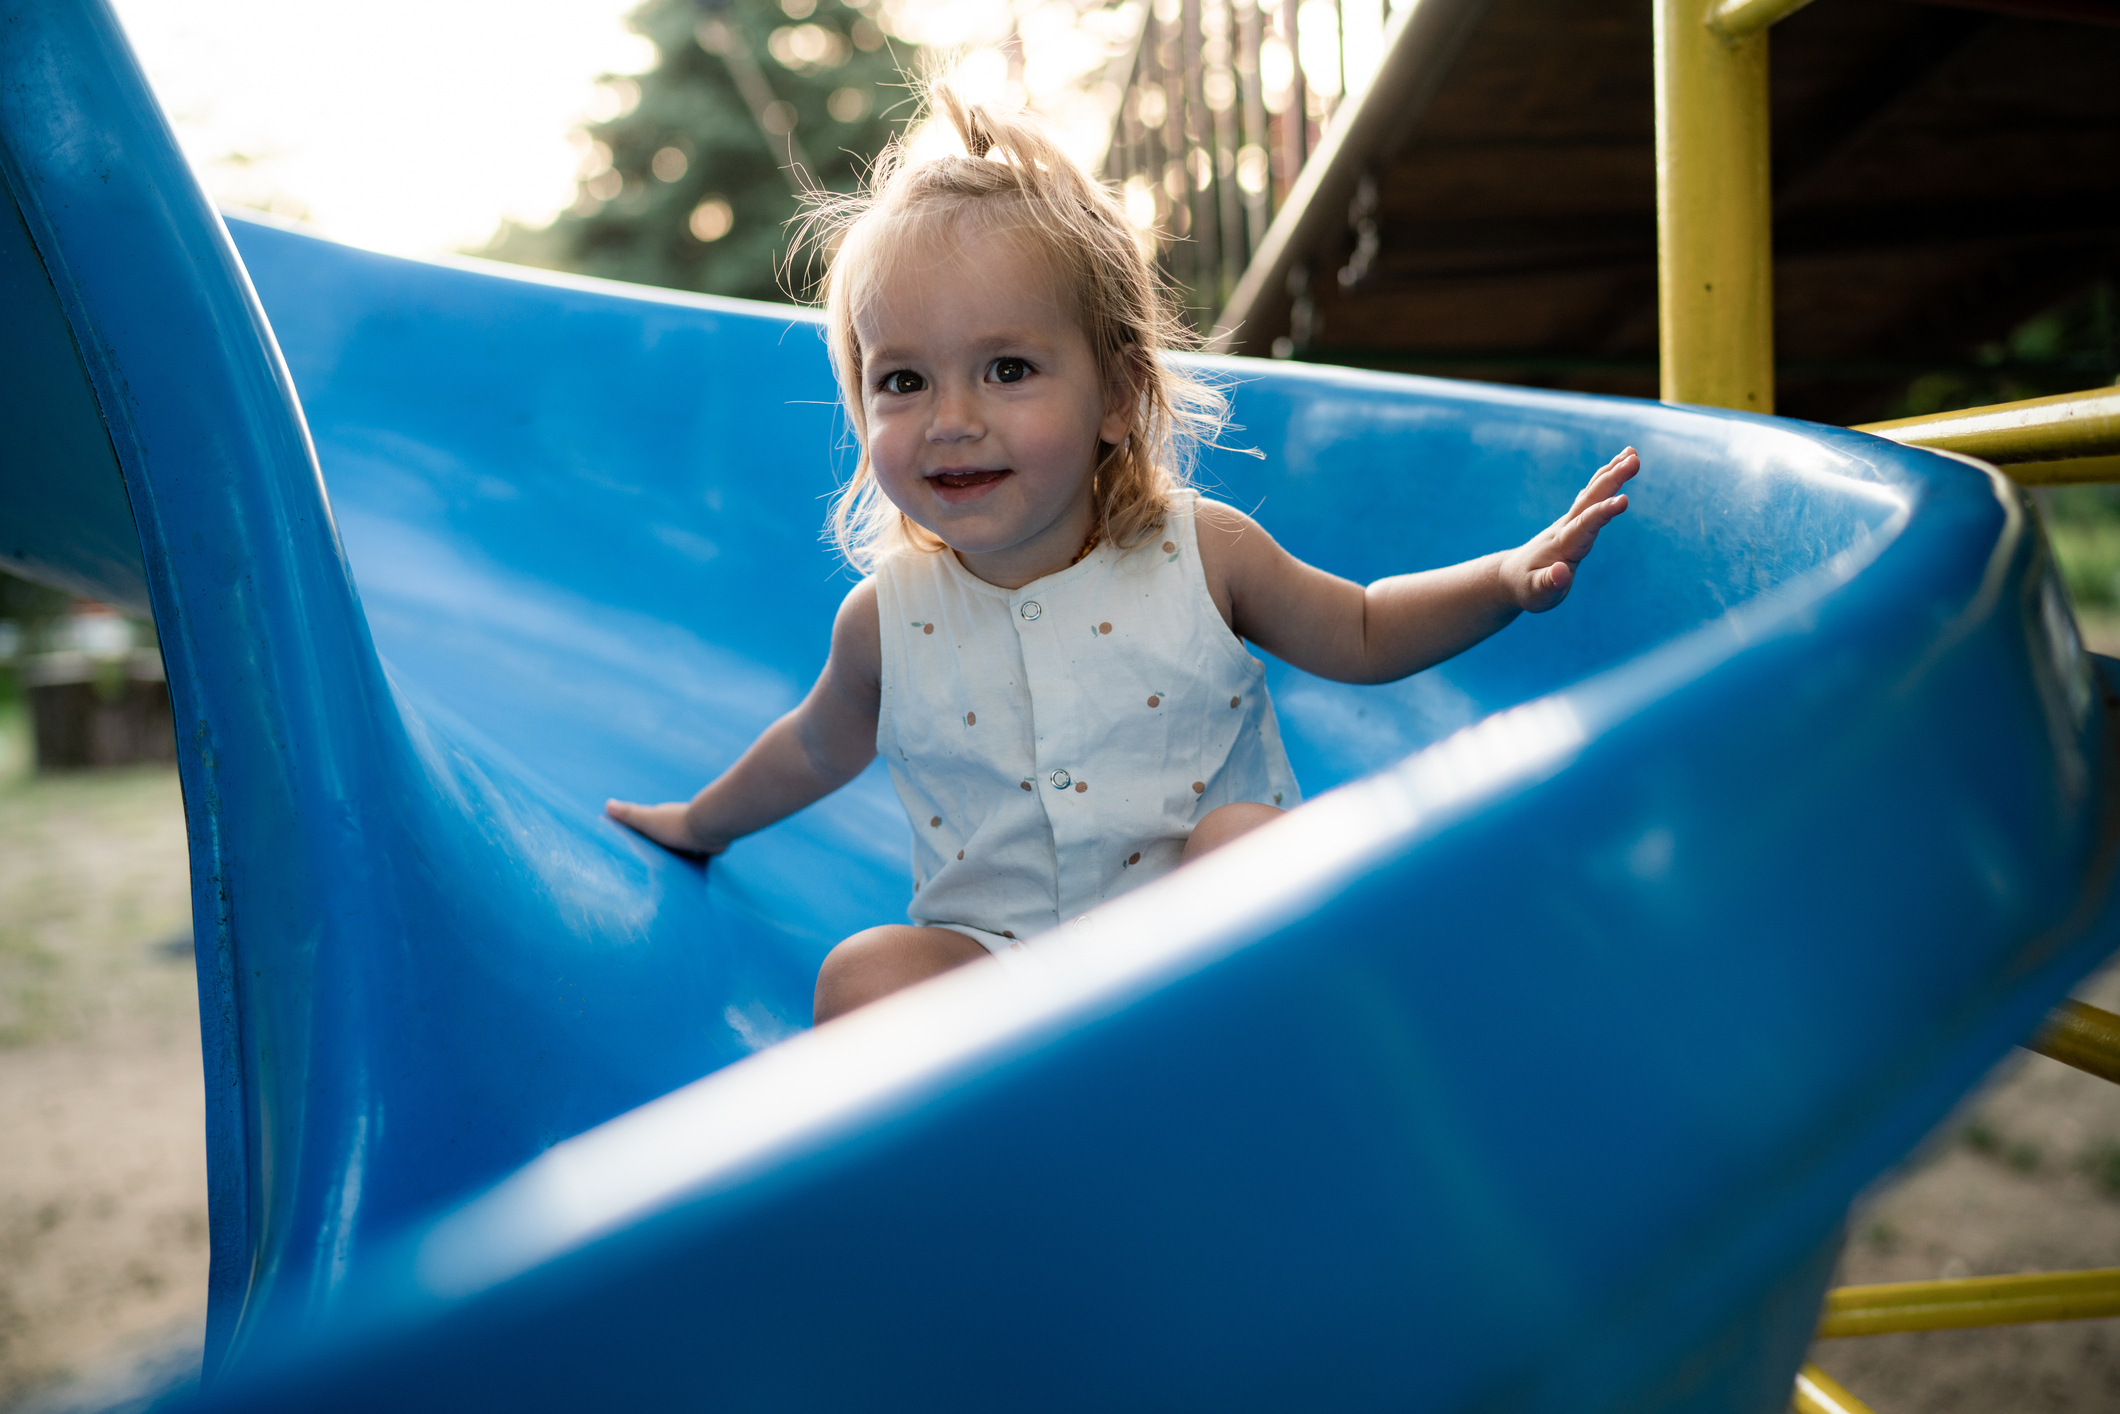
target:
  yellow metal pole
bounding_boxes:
[1792,1363,1875,1414]
[2004,454,2120,486]
[1816,1267,2120,1337]
[2027,999,2120,1085]
[1709,0,1819,40]
[1654,0,1775,412]
[1855,386,2120,473]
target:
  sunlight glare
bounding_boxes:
[111,0,657,255]
[106,0,1144,261]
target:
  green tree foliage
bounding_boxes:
[1927,282,2120,618]
[486,0,917,303]
[1886,281,2118,422]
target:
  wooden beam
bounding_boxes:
[1206,0,1493,357]
[1770,6,1990,208]
[1911,0,2120,27]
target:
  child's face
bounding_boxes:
[855,223,1129,582]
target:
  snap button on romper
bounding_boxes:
[873,492,1301,951]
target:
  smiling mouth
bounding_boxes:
[928,469,1011,492]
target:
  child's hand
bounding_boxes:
[604,799,729,857]
[1500,447,1639,613]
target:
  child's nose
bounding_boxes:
[926,385,983,442]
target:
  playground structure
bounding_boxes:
[3,0,2120,1409]
[1634,8,2120,1405]
[1110,0,2118,423]
[1112,1,2120,1406]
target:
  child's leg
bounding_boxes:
[814,925,990,1024]
[1182,802,1283,863]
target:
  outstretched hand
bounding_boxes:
[604,798,727,857]
[1500,447,1639,613]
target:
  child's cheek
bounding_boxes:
[867,420,913,480]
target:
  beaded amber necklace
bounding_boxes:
[1068,478,1102,566]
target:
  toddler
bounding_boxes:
[607,88,1638,1025]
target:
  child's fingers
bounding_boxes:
[1583,449,1640,501]
[1563,448,1639,519]
[1553,493,1628,557]
[1522,560,1573,612]
[605,799,660,835]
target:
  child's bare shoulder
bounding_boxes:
[827,576,882,684]
[1192,496,1262,545]
[1187,498,1271,633]
[1191,497,1287,594]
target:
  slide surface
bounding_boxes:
[3,2,2117,1410]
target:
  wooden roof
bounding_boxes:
[1212,0,2120,424]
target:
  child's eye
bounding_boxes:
[989,357,1031,384]
[878,370,925,395]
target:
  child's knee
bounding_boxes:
[814,925,983,1024]
[814,929,894,1018]
[1184,801,1284,862]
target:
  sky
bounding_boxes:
[106,0,1137,260]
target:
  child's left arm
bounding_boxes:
[1199,448,1639,685]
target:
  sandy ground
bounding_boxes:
[0,764,204,1413]
[1804,959,2120,1411]
[0,752,2118,1411]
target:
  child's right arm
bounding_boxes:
[604,580,882,856]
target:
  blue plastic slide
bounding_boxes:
[4,2,2117,1409]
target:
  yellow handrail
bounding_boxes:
[1815,1267,2120,1338]
[1708,0,1819,40]
[1853,386,2120,482]
[1792,1362,1875,1414]
[2026,999,2120,1084]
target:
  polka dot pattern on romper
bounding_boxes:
[876,493,1299,948]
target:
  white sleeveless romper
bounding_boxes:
[872,492,1302,951]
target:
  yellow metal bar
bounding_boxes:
[2027,999,2120,1084]
[1654,0,1775,412]
[1792,1362,1875,1414]
[2002,452,2120,486]
[1855,386,2120,466]
[1815,1267,2120,1337]
[1709,0,1820,40]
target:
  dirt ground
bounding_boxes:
[1806,962,2120,1411]
[1,752,2118,1412]
[0,760,204,1414]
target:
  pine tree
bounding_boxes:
[487,0,916,302]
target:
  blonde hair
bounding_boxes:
[794,83,1229,573]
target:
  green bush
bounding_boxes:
[2043,488,2120,612]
